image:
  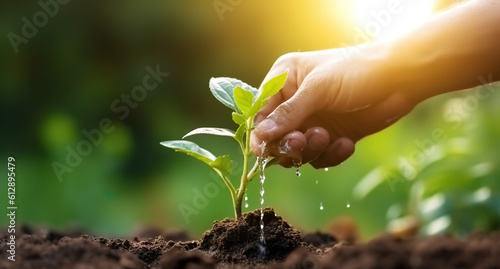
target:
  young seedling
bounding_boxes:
[161,71,288,220]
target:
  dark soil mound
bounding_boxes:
[0,232,143,269]
[2,209,500,269]
[199,207,302,263]
[84,234,199,268]
[301,231,337,249]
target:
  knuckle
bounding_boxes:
[275,52,300,67]
[279,100,299,116]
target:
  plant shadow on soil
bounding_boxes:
[1,208,500,269]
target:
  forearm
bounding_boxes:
[380,0,500,103]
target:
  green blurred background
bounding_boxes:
[1,0,499,239]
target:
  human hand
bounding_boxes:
[251,46,416,168]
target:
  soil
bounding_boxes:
[1,208,500,269]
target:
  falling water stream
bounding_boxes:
[257,140,336,244]
[258,142,267,245]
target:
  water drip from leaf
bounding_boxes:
[244,193,248,208]
[320,202,324,210]
[324,168,329,171]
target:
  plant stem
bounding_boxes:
[247,161,259,181]
[234,119,254,219]
[214,170,238,219]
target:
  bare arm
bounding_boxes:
[252,0,500,168]
[382,0,500,102]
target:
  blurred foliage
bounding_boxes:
[354,84,500,236]
[1,0,498,240]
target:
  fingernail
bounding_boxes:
[257,119,277,134]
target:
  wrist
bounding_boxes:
[352,41,423,108]
[371,36,436,106]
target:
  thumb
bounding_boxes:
[254,80,318,142]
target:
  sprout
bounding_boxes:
[161,71,288,219]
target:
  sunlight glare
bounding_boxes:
[353,0,435,40]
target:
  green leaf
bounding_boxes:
[246,71,288,118]
[259,70,288,100]
[210,155,232,176]
[234,124,246,144]
[160,140,215,165]
[209,77,258,112]
[232,112,246,125]
[183,127,235,139]
[233,86,254,114]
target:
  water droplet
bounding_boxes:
[260,189,265,196]
[293,160,302,177]
[257,244,266,255]
[279,140,292,154]
[324,168,329,171]
[320,202,324,210]
[244,193,249,208]
[315,180,318,185]
[346,203,351,208]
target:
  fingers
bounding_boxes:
[254,94,283,124]
[355,92,415,134]
[301,127,330,163]
[254,75,319,142]
[304,94,411,169]
[310,138,355,169]
[251,127,330,168]
[263,131,352,169]
[254,61,298,125]
[265,131,307,167]
[250,131,264,156]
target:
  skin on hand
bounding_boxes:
[250,48,416,168]
[251,0,500,169]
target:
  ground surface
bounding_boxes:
[1,208,500,269]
